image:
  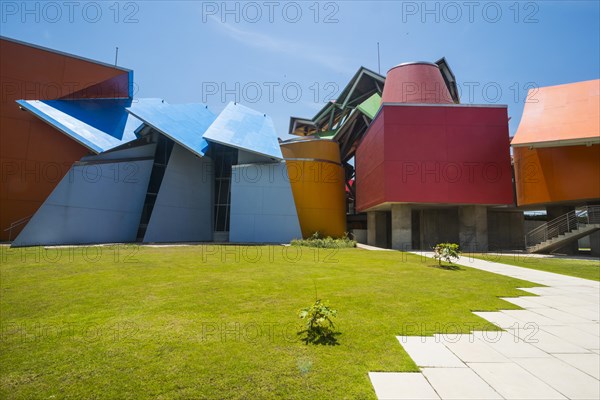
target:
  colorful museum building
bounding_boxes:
[1,36,598,253]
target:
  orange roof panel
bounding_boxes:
[512,79,599,147]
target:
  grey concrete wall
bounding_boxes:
[144,144,214,243]
[524,220,545,235]
[352,229,367,244]
[367,211,389,248]
[391,204,412,250]
[229,162,302,243]
[589,231,600,257]
[419,209,459,250]
[489,211,525,250]
[458,205,488,252]
[13,144,155,247]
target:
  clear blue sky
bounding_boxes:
[2,1,599,138]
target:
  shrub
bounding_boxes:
[291,232,356,248]
[432,243,461,266]
[298,299,338,345]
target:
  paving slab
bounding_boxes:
[555,306,600,322]
[507,328,590,354]
[396,336,465,368]
[553,353,600,379]
[467,362,566,399]
[572,323,600,336]
[472,330,551,358]
[368,372,440,400]
[472,311,527,329]
[501,309,563,326]
[540,325,600,350]
[435,333,509,363]
[514,357,600,399]
[531,307,596,324]
[421,367,502,399]
[500,296,548,309]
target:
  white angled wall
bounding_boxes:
[143,144,214,243]
[230,162,302,243]
[12,144,155,247]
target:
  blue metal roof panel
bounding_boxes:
[203,102,283,160]
[126,102,216,157]
[16,98,161,153]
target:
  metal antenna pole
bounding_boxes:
[115,47,119,66]
[377,42,381,74]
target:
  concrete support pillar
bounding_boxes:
[391,204,412,250]
[459,205,488,252]
[546,205,578,255]
[367,211,388,248]
[589,231,600,258]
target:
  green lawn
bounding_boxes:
[469,253,600,281]
[1,245,537,399]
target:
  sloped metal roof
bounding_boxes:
[16,98,162,153]
[512,79,600,148]
[203,102,283,160]
[126,101,216,157]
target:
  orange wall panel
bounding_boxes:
[514,145,600,206]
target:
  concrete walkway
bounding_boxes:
[369,252,600,400]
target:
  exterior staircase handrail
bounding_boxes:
[3,215,33,241]
[525,205,600,249]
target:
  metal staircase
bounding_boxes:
[525,205,600,253]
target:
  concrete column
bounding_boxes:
[458,205,488,252]
[589,231,600,258]
[586,202,600,257]
[391,204,412,250]
[367,211,388,248]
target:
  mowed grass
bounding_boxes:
[1,245,537,399]
[469,253,600,281]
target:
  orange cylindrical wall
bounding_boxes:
[281,139,346,238]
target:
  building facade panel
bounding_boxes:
[358,104,513,210]
[230,162,302,243]
[513,145,600,206]
[355,114,386,212]
[12,144,155,246]
[143,144,214,243]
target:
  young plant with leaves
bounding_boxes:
[432,243,461,266]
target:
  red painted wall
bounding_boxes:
[0,38,131,240]
[356,104,513,212]
[354,113,386,211]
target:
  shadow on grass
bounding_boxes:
[297,331,341,346]
[428,263,463,271]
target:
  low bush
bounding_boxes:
[291,232,356,248]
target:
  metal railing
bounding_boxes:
[3,215,32,241]
[525,205,600,249]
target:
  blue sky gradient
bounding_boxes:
[2,1,599,138]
